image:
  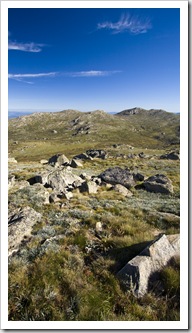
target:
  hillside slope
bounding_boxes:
[8,108,180,162]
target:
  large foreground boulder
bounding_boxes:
[143,174,173,194]
[99,167,135,189]
[117,234,180,297]
[8,206,42,256]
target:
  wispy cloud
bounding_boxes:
[8,70,121,83]
[97,14,151,35]
[8,41,45,52]
[8,72,57,84]
[67,70,121,77]
[8,72,57,79]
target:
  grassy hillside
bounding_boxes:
[8,108,179,162]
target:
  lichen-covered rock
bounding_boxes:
[117,234,180,297]
[8,206,42,256]
[143,174,173,194]
[46,169,83,194]
[99,167,135,189]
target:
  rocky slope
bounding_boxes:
[8,108,180,321]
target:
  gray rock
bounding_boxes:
[86,149,107,159]
[80,180,98,194]
[143,174,173,194]
[160,151,180,160]
[49,193,61,203]
[117,234,180,297]
[70,159,83,168]
[133,173,145,181]
[48,153,69,167]
[62,191,73,200]
[99,167,135,189]
[8,206,42,256]
[73,153,92,160]
[46,169,83,194]
[112,184,133,197]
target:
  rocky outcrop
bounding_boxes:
[117,234,180,297]
[48,154,70,167]
[8,206,42,256]
[143,174,173,194]
[99,167,135,189]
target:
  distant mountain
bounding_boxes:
[8,108,180,161]
[115,107,173,116]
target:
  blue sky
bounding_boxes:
[8,8,180,113]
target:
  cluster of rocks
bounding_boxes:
[9,151,175,209]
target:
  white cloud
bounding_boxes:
[97,14,151,35]
[8,72,57,79]
[8,41,45,52]
[68,70,121,77]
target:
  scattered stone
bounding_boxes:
[143,174,173,194]
[62,191,73,200]
[8,157,17,163]
[95,222,102,233]
[49,193,61,203]
[99,167,135,189]
[133,173,145,181]
[80,180,98,194]
[8,206,42,256]
[8,175,15,189]
[86,149,107,159]
[117,234,180,297]
[48,153,70,167]
[52,130,57,133]
[160,151,180,160]
[40,159,48,164]
[71,159,83,168]
[73,153,92,160]
[112,184,133,197]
